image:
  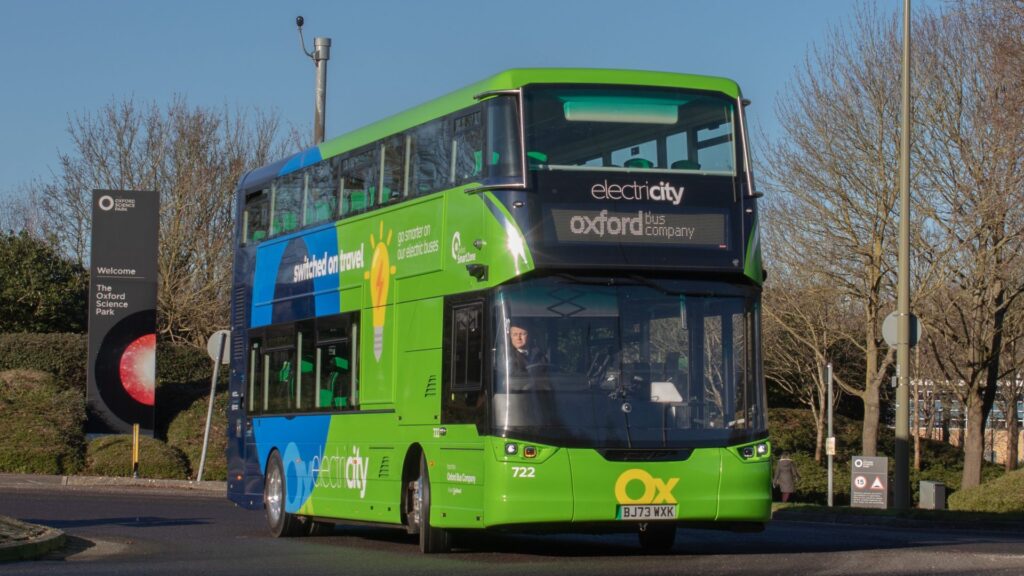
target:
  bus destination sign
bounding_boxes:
[548,206,727,248]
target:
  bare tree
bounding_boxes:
[37,96,287,345]
[762,194,852,462]
[762,4,906,456]
[0,183,47,239]
[912,2,1024,488]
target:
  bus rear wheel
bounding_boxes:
[638,523,676,552]
[411,455,450,553]
[265,451,302,537]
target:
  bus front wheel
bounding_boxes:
[411,455,450,553]
[265,451,302,537]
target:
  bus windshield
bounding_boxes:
[524,86,736,175]
[492,277,764,449]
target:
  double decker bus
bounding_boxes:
[227,68,769,552]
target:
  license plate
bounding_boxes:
[616,505,677,520]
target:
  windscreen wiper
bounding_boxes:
[626,275,683,296]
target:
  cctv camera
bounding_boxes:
[296,16,304,28]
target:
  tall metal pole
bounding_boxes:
[894,0,912,511]
[313,37,331,144]
[827,362,834,508]
[297,17,331,145]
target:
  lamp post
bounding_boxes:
[296,16,331,144]
[894,0,913,511]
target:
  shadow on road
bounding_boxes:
[297,520,1024,559]
[23,516,212,530]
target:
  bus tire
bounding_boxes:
[415,455,450,553]
[638,523,676,552]
[265,451,302,537]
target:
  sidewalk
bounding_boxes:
[0,472,226,493]
[0,473,227,562]
[772,504,1024,533]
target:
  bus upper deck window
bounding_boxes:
[305,163,338,225]
[244,190,269,244]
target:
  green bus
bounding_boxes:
[226,68,769,552]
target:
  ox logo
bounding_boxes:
[614,469,679,504]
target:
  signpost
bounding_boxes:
[197,330,231,482]
[86,190,159,434]
[851,456,889,509]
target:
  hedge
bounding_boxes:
[0,369,86,474]
[154,341,225,439]
[948,468,1024,513]
[768,407,1004,504]
[0,333,88,393]
[166,392,229,480]
[84,434,190,479]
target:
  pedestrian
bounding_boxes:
[773,452,800,503]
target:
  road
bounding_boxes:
[2,485,1023,576]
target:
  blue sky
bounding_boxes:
[0,1,932,199]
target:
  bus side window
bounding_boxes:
[264,326,296,413]
[271,174,303,236]
[244,190,269,244]
[381,135,407,204]
[452,107,484,184]
[305,162,338,225]
[410,120,450,195]
[338,148,378,216]
[443,299,486,429]
[248,338,263,414]
[316,314,357,410]
[297,322,316,410]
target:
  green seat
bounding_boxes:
[251,230,267,242]
[319,386,335,409]
[313,201,333,221]
[671,159,700,170]
[527,151,548,168]
[319,356,351,409]
[274,212,298,234]
[472,150,483,176]
[624,157,653,169]
[346,191,366,213]
[278,361,294,407]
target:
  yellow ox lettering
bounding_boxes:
[614,469,679,504]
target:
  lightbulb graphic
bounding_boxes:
[119,333,156,405]
[364,221,396,361]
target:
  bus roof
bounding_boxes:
[239,68,742,191]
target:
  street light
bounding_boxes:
[296,16,331,144]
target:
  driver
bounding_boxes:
[509,322,547,375]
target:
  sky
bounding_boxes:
[0,0,935,200]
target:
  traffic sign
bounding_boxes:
[206,330,231,364]
[882,312,920,347]
[851,456,888,509]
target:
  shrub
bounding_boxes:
[154,341,224,440]
[0,231,88,333]
[0,333,88,392]
[768,407,1005,505]
[84,434,190,479]
[166,393,228,480]
[768,407,863,463]
[0,369,86,474]
[948,468,1024,513]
